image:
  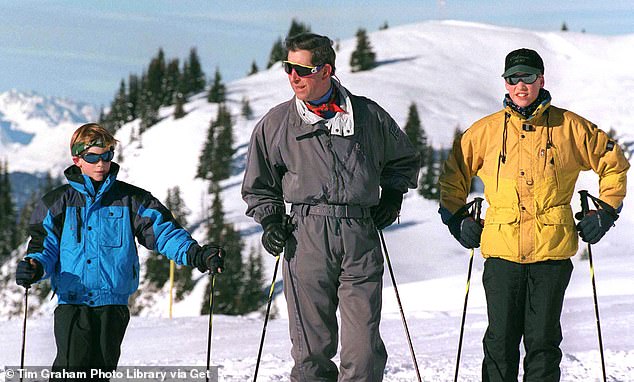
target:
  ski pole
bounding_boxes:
[253,254,280,382]
[378,230,422,382]
[206,274,216,382]
[579,190,607,382]
[20,285,30,382]
[454,197,483,382]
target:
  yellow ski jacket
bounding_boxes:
[440,99,629,263]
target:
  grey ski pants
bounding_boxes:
[283,206,387,382]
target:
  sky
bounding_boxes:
[1,1,633,107]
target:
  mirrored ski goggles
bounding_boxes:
[282,61,324,77]
[504,73,539,85]
[81,150,114,164]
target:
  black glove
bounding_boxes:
[187,244,225,274]
[261,214,293,256]
[448,215,483,249]
[576,209,616,244]
[371,188,404,230]
[16,258,43,288]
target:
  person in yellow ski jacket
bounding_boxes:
[439,48,629,381]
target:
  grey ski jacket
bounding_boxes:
[242,85,420,223]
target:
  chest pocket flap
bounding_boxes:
[100,207,124,248]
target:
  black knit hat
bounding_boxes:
[502,48,544,77]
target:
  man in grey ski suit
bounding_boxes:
[242,32,420,381]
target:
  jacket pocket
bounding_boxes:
[484,207,520,226]
[100,207,123,248]
[481,207,520,256]
[535,205,578,256]
[535,205,574,226]
[542,145,561,187]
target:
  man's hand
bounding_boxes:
[448,211,484,249]
[371,188,404,230]
[577,209,616,244]
[261,214,293,256]
[16,258,43,288]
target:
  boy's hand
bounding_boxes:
[188,244,225,274]
[16,258,43,288]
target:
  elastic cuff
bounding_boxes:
[185,243,201,267]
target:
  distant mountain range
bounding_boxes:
[0,89,97,174]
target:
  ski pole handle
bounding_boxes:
[579,190,590,216]
[473,197,484,222]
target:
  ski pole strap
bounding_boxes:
[578,190,618,221]
[449,197,484,226]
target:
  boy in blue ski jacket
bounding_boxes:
[15,123,224,378]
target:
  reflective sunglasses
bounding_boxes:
[282,61,324,77]
[504,73,539,85]
[81,150,114,164]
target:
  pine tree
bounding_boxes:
[145,187,194,300]
[16,191,38,245]
[241,96,253,120]
[201,189,248,315]
[268,19,312,68]
[196,118,216,180]
[403,102,428,168]
[107,79,129,133]
[287,18,311,38]
[210,104,235,184]
[146,48,166,110]
[0,160,18,263]
[561,22,568,32]
[267,37,285,68]
[248,60,259,76]
[242,245,266,312]
[207,68,226,103]
[165,186,195,300]
[418,145,439,200]
[379,21,389,30]
[138,73,159,133]
[164,58,180,106]
[350,28,376,72]
[127,74,141,121]
[185,47,206,95]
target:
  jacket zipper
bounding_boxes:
[76,207,82,243]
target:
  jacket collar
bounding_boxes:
[504,89,552,123]
[293,79,355,137]
[64,162,119,198]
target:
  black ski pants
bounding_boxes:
[481,257,573,382]
[51,304,130,382]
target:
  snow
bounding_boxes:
[2,20,634,381]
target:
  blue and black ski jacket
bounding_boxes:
[26,163,197,306]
